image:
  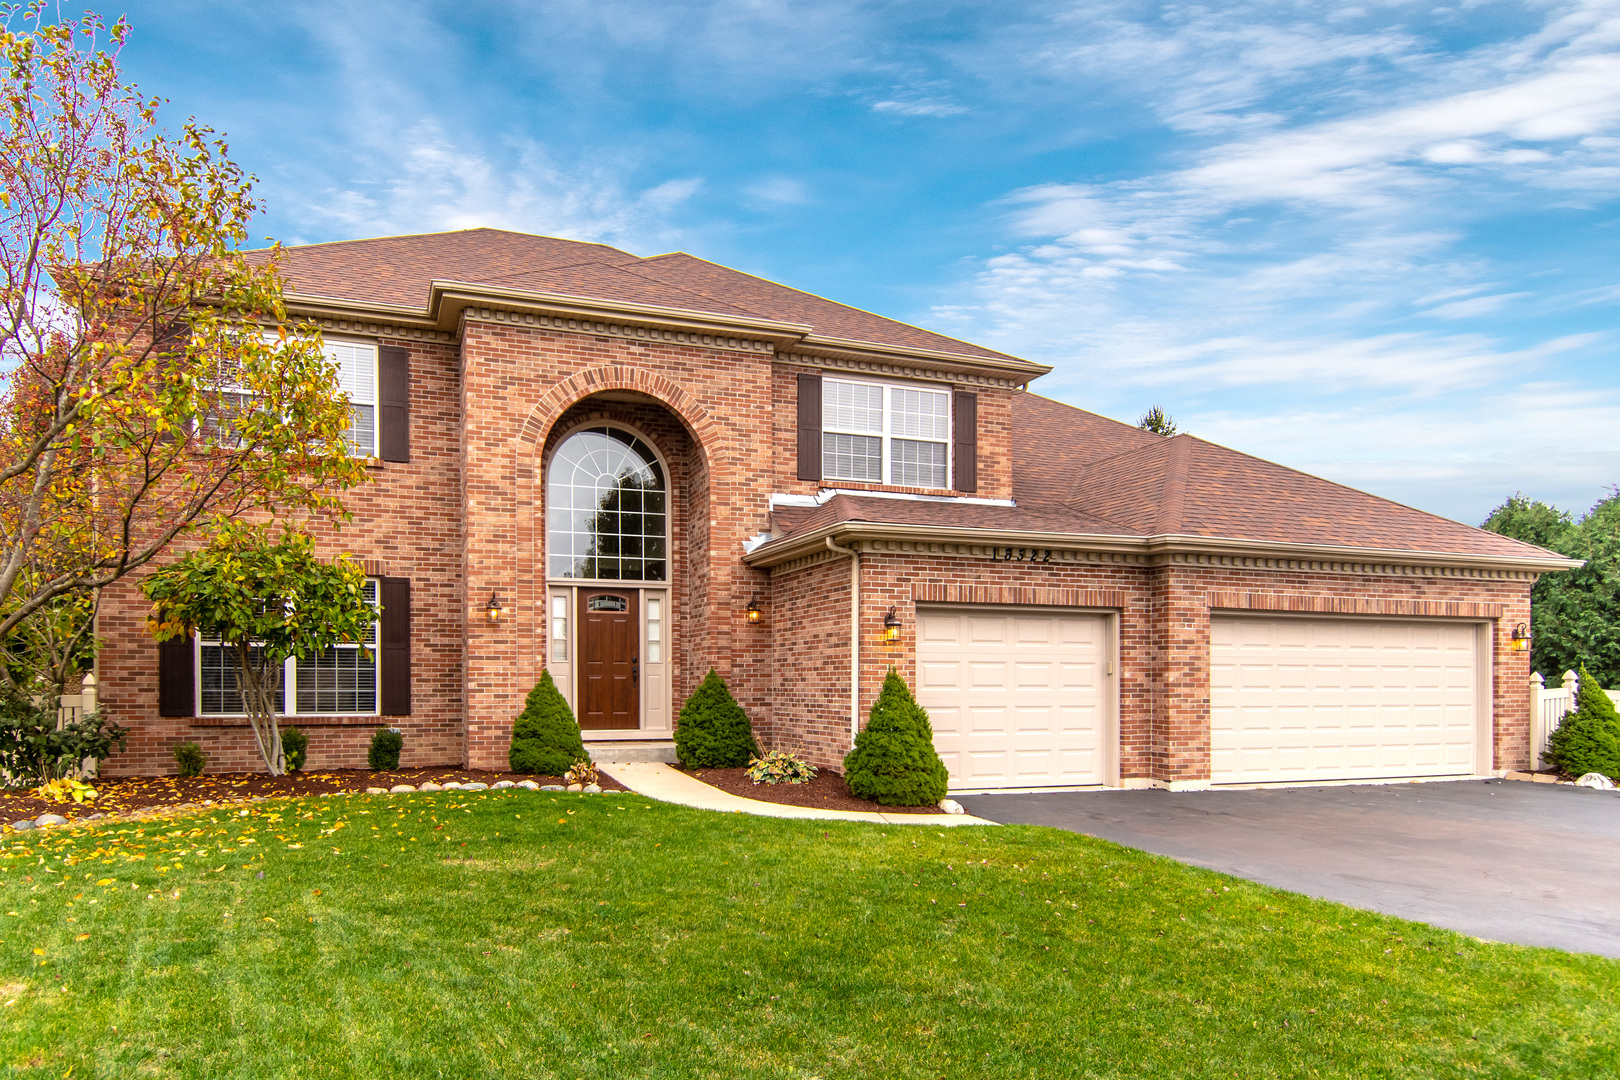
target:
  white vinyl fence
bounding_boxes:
[1532,670,1620,770]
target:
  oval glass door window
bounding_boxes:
[588,595,628,612]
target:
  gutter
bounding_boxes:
[825,536,860,742]
[744,521,1584,575]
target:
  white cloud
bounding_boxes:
[743,176,812,206]
[286,122,703,250]
[872,97,967,117]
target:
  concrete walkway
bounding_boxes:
[598,762,996,826]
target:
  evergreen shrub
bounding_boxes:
[368,727,403,771]
[280,726,309,772]
[675,669,758,768]
[509,670,588,776]
[173,741,206,778]
[1547,664,1620,780]
[843,668,949,806]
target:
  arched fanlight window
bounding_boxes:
[547,426,667,581]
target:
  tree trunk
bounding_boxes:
[235,640,285,776]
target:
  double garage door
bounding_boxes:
[916,606,1483,791]
[1210,616,1483,785]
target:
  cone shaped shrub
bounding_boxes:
[368,728,402,771]
[279,726,309,772]
[675,669,758,768]
[843,668,949,806]
[1547,664,1620,780]
[509,670,588,776]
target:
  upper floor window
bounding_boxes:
[328,340,378,456]
[822,377,951,488]
[547,426,668,581]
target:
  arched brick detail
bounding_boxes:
[515,365,723,466]
[503,364,734,738]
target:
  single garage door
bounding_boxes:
[1210,616,1481,785]
[916,607,1110,790]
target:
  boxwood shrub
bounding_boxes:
[509,670,588,777]
[675,669,758,768]
[843,668,948,806]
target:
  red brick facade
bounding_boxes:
[90,234,1553,786]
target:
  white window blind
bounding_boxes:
[822,378,951,489]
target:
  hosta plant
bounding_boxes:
[564,760,599,787]
[36,777,97,804]
[746,750,816,785]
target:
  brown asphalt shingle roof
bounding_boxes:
[264,228,1553,564]
[267,228,1022,363]
[770,394,1559,562]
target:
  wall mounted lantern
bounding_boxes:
[882,605,902,644]
[745,597,763,624]
[485,592,504,624]
[1510,622,1530,652]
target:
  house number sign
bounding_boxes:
[990,547,1054,563]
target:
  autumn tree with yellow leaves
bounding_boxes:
[0,5,368,672]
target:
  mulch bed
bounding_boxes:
[676,765,943,814]
[1,766,626,823]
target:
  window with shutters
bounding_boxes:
[822,377,951,488]
[327,340,378,456]
[196,579,380,716]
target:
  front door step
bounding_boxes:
[584,738,678,764]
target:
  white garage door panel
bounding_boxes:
[1211,616,1479,785]
[917,608,1110,790]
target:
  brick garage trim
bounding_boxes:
[1207,592,1504,619]
[913,583,1127,609]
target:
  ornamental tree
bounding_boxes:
[0,6,368,648]
[141,524,376,775]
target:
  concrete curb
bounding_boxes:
[596,761,997,826]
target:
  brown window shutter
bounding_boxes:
[953,390,978,493]
[378,345,411,463]
[796,373,822,481]
[158,637,194,717]
[380,577,412,716]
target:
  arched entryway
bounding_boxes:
[538,396,709,741]
[545,425,670,730]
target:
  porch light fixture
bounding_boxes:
[1510,622,1530,652]
[485,592,504,624]
[745,597,763,624]
[882,606,902,644]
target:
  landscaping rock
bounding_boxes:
[418,782,443,792]
[541,785,564,792]
[11,820,35,830]
[583,783,601,794]
[86,813,105,820]
[516,780,540,791]
[365,787,387,795]
[462,783,488,792]
[938,799,965,815]
[567,783,583,792]
[389,784,417,793]
[34,814,68,826]
[492,780,515,789]
[440,782,464,790]
[1576,772,1616,790]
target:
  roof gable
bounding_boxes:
[268,228,1024,365]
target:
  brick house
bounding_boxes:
[95,228,1575,790]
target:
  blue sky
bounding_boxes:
[112,0,1620,527]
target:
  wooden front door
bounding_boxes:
[578,590,639,729]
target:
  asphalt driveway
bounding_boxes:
[962,779,1620,957]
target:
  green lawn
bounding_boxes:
[2,790,1616,1079]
